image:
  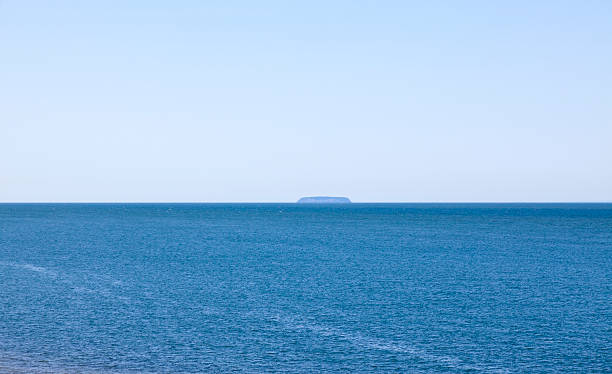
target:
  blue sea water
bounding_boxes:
[0,203,610,373]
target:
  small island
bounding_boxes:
[297,196,352,204]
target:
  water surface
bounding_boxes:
[0,204,610,373]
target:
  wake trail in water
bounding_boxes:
[0,261,59,277]
[0,261,131,304]
[270,313,510,373]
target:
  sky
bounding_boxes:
[1,1,611,202]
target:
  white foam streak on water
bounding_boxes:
[0,261,131,304]
[1,261,512,372]
[0,262,59,277]
[271,313,510,373]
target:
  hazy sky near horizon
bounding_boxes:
[1,1,611,202]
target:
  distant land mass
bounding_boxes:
[297,196,352,204]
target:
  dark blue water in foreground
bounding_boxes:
[0,204,610,373]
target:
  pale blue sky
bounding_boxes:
[1,1,611,202]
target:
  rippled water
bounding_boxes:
[0,204,610,373]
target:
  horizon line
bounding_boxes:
[1,201,611,204]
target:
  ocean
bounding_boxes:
[0,203,610,373]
